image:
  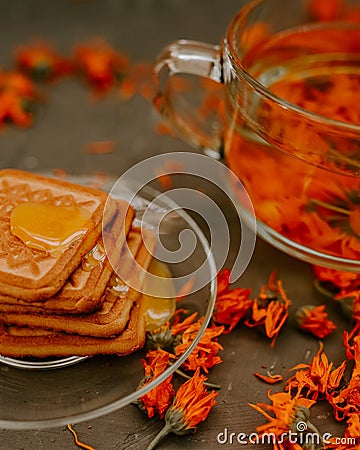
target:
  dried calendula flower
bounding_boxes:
[146,322,176,352]
[0,91,35,128]
[313,266,360,295]
[327,335,360,421]
[145,309,193,352]
[245,271,291,346]
[336,288,360,323]
[296,304,336,339]
[286,343,346,401]
[145,368,217,450]
[73,39,129,93]
[313,266,360,320]
[15,41,74,82]
[212,269,253,334]
[250,391,319,448]
[0,70,37,97]
[343,320,360,361]
[0,70,38,128]
[170,311,198,336]
[137,349,175,419]
[174,316,224,374]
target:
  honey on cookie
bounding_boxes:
[10,202,92,256]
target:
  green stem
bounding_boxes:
[309,198,350,216]
[175,368,221,390]
[327,214,349,222]
[145,423,172,450]
[313,279,337,299]
[328,147,360,170]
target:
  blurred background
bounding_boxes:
[0,0,243,175]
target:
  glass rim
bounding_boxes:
[225,0,360,134]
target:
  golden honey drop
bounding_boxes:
[10,202,92,256]
[82,242,106,271]
[141,259,176,331]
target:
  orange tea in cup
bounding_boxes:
[153,0,360,271]
[225,23,360,263]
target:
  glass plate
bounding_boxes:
[0,174,217,430]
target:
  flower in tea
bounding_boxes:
[308,0,345,22]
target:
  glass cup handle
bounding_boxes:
[153,39,223,154]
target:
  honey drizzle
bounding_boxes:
[82,242,107,271]
[10,202,92,256]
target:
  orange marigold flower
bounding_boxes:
[0,70,37,97]
[138,349,175,419]
[286,343,346,401]
[0,71,38,128]
[15,41,74,81]
[175,317,224,373]
[250,391,317,444]
[169,367,217,430]
[212,269,252,333]
[343,323,360,360]
[245,271,291,346]
[328,335,360,421]
[336,289,360,329]
[0,91,34,128]
[313,265,360,294]
[74,39,129,93]
[170,311,198,336]
[296,304,336,338]
[146,368,217,450]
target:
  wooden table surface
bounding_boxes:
[0,1,352,448]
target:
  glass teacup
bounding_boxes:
[153,0,360,272]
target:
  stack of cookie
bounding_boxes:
[0,169,153,358]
